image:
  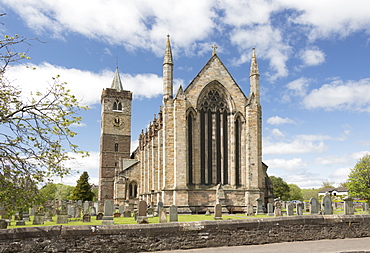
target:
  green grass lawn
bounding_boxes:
[5,209,369,229]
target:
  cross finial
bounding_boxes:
[212,44,218,55]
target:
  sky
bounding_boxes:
[1,0,370,189]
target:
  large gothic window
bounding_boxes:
[235,116,241,186]
[195,89,229,185]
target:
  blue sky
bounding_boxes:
[1,0,370,189]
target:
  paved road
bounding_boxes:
[156,237,370,253]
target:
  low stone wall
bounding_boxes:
[1,215,370,252]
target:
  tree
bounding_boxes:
[270,176,291,201]
[71,172,94,201]
[54,183,74,200]
[302,188,318,201]
[288,183,304,201]
[0,21,88,214]
[40,183,58,201]
[347,154,370,202]
[321,181,335,189]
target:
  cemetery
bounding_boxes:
[1,195,370,252]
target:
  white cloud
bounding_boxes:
[330,167,351,185]
[299,48,325,66]
[283,77,311,102]
[315,151,370,166]
[5,62,181,105]
[302,78,370,111]
[263,135,327,155]
[264,158,307,171]
[270,128,285,138]
[267,116,296,125]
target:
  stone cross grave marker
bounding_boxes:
[322,193,333,215]
[169,205,178,222]
[310,197,319,214]
[214,203,222,220]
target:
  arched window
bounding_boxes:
[129,181,138,198]
[197,89,229,185]
[187,112,193,185]
[117,102,122,111]
[113,101,118,110]
[235,116,241,186]
[114,143,118,152]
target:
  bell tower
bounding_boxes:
[99,67,132,202]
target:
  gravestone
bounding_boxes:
[137,200,148,224]
[90,206,97,216]
[77,200,82,207]
[0,219,7,229]
[102,200,114,225]
[267,202,274,216]
[169,205,178,222]
[157,201,164,215]
[159,208,167,223]
[296,203,303,215]
[83,201,89,214]
[68,206,74,218]
[98,203,104,213]
[33,214,45,225]
[310,197,319,214]
[123,210,131,217]
[364,203,369,212]
[214,203,222,220]
[255,198,264,215]
[344,197,354,215]
[83,214,91,222]
[274,201,282,217]
[205,209,211,216]
[94,202,99,212]
[322,193,333,215]
[119,205,124,214]
[114,213,121,218]
[74,206,81,218]
[147,207,154,218]
[96,213,103,220]
[56,205,68,224]
[286,202,294,216]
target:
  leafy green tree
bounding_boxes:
[288,183,304,201]
[338,182,348,188]
[0,20,88,214]
[92,187,99,202]
[321,181,335,189]
[71,172,95,201]
[55,183,74,200]
[270,176,291,201]
[40,183,58,201]
[347,154,370,202]
[302,188,318,201]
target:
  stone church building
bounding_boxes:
[99,36,273,213]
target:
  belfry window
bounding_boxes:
[113,101,122,111]
[114,143,118,152]
[113,102,117,110]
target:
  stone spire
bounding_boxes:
[111,67,124,91]
[249,48,260,104]
[163,35,174,101]
[250,48,259,77]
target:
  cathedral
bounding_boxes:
[99,35,273,214]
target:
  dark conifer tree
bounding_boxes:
[71,171,94,201]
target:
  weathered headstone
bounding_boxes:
[74,206,81,218]
[322,193,333,215]
[157,201,164,215]
[296,203,303,215]
[123,210,131,217]
[33,214,45,225]
[344,197,354,215]
[205,209,211,216]
[286,202,294,216]
[137,200,148,224]
[364,203,369,212]
[159,208,167,223]
[114,213,121,218]
[310,197,319,214]
[96,213,103,220]
[98,203,104,213]
[68,206,74,218]
[214,203,222,220]
[274,201,282,217]
[267,202,274,216]
[147,207,154,218]
[0,219,8,229]
[83,214,91,222]
[255,198,264,215]
[90,206,97,216]
[102,199,114,225]
[57,214,68,224]
[169,205,178,222]
[83,201,89,214]
[77,200,82,207]
[119,205,124,214]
